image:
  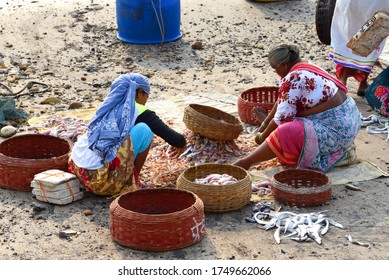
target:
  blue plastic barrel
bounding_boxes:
[116,0,182,44]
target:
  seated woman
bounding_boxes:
[68,73,186,196]
[233,44,361,172]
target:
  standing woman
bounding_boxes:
[329,0,389,96]
[68,73,155,196]
[234,44,361,172]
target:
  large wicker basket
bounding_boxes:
[176,163,252,212]
[270,169,332,207]
[238,87,278,125]
[183,104,243,141]
[110,188,205,251]
[0,134,71,192]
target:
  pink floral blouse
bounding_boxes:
[274,69,338,125]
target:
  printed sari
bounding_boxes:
[68,136,139,196]
[266,63,361,172]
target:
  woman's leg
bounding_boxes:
[130,122,154,173]
[134,144,151,173]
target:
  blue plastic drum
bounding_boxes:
[116,0,182,44]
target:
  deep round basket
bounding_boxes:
[237,87,278,125]
[176,163,252,212]
[110,188,205,251]
[0,134,71,192]
[183,104,243,141]
[270,169,332,207]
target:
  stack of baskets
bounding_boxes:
[270,169,332,207]
[110,188,205,251]
[183,104,243,141]
[237,86,278,125]
[0,134,71,192]
[176,163,252,212]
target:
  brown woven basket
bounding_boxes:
[0,134,71,192]
[237,87,278,125]
[183,104,243,141]
[110,188,205,251]
[270,169,332,207]
[176,163,252,212]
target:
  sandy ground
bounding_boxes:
[0,0,389,262]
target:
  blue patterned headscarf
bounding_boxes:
[87,73,150,163]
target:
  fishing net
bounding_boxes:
[0,97,29,126]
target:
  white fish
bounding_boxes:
[328,218,344,229]
[274,227,281,244]
[320,219,330,235]
[346,235,371,248]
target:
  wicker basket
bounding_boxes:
[237,87,278,125]
[183,104,243,141]
[0,134,71,192]
[110,188,205,251]
[270,169,332,207]
[176,163,252,212]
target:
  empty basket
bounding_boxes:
[110,188,205,251]
[238,87,278,125]
[0,134,71,192]
[183,104,243,141]
[270,168,332,207]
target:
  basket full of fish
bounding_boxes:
[183,104,243,141]
[176,163,252,212]
[270,168,332,207]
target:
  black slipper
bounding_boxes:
[357,90,365,97]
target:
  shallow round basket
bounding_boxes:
[237,87,278,125]
[183,104,243,141]
[176,163,252,212]
[110,188,205,251]
[270,169,332,207]
[0,134,71,192]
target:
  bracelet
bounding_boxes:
[255,133,265,145]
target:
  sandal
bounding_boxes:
[357,90,365,97]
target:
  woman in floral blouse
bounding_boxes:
[233,44,361,172]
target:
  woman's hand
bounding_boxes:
[252,107,267,124]
[167,146,186,158]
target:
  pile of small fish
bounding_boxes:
[252,179,273,196]
[246,202,344,244]
[29,116,88,144]
[194,173,239,185]
[141,130,257,187]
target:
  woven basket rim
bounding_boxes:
[187,103,242,126]
[0,133,72,156]
[114,188,200,218]
[179,163,250,187]
[271,168,331,195]
[240,86,279,96]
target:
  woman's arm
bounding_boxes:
[135,110,186,148]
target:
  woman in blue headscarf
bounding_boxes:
[68,73,185,196]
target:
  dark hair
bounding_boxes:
[268,44,301,68]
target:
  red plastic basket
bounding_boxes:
[238,86,278,125]
[110,188,205,251]
[0,134,71,192]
